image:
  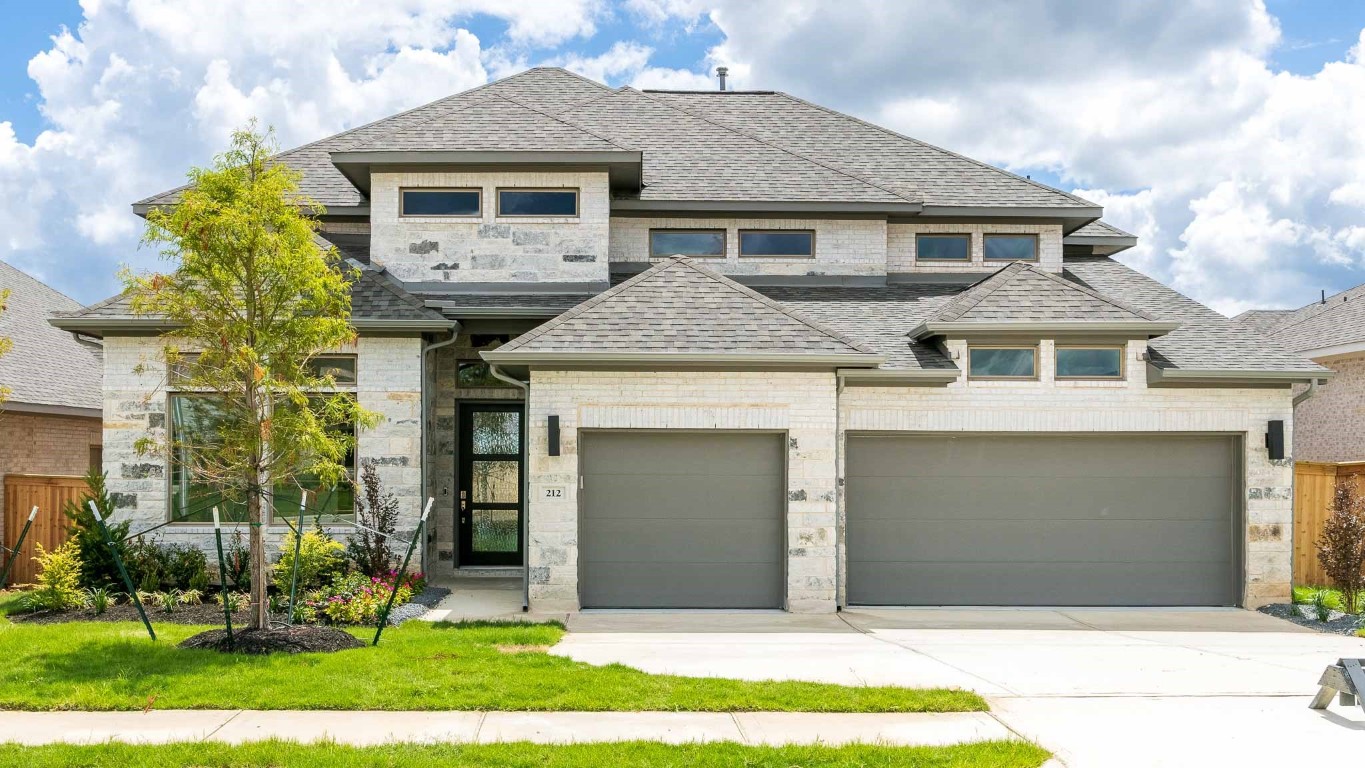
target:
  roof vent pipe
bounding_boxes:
[1322,289,1327,304]
[716,66,728,91]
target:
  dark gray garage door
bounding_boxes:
[846,434,1239,607]
[579,432,784,608]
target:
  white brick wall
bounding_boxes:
[525,370,839,613]
[370,170,611,284]
[609,217,887,276]
[887,222,1064,273]
[101,335,424,556]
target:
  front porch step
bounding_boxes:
[455,567,524,579]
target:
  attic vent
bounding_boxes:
[716,66,728,91]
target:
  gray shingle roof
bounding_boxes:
[348,94,628,153]
[0,261,102,411]
[487,257,876,358]
[646,90,1095,210]
[1068,220,1135,239]
[1064,256,1326,374]
[928,262,1155,323]
[1231,286,1365,353]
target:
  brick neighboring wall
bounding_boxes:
[887,222,1064,273]
[1293,351,1365,462]
[101,336,424,559]
[369,170,611,285]
[0,411,101,539]
[526,370,839,613]
[608,217,887,276]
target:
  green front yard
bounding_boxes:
[0,740,1050,768]
[0,619,983,713]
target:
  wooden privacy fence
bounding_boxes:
[1294,461,1365,586]
[3,474,84,586]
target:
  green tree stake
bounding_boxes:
[0,506,38,587]
[286,490,308,625]
[373,498,432,646]
[89,500,155,641]
[211,507,234,649]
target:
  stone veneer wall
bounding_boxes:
[0,411,102,540]
[887,222,1064,273]
[525,370,839,613]
[608,217,887,276]
[101,335,424,558]
[369,170,610,284]
[840,338,1296,608]
[1293,351,1365,462]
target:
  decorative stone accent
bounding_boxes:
[409,240,439,255]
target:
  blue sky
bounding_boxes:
[1,1,1364,316]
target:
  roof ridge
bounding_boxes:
[493,263,665,353]
[933,263,1026,321]
[1030,264,1156,320]
[617,87,920,204]
[1264,283,1365,337]
[0,260,83,309]
[768,91,1097,208]
[669,258,875,353]
[489,92,635,150]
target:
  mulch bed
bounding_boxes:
[179,624,365,654]
[1259,603,1363,636]
[10,602,250,625]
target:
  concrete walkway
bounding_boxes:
[0,710,1011,748]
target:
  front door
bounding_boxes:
[458,403,524,566]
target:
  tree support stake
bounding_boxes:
[89,500,155,641]
[373,498,432,646]
[0,506,38,587]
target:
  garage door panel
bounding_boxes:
[845,434,1238,607]
[580,432,784,609]
[583,474,778,520]
[849,561,1235,606]
[580,517,783,563]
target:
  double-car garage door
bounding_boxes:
[577,431,1240,609]
[846,434,1240,607]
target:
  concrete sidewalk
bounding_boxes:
[0,710,1013,748]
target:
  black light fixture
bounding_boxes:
[548,414,560,457]
[1265,420,1285,461]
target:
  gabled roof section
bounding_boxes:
[483,257,882,366]
[1232,284,1365,354]
[909,262,1173,339]
[347,94,630,153]
[0,261,101,414]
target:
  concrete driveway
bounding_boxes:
[553,608,1365,766]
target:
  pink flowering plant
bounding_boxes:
[296,570,426,625]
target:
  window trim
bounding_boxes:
[1054,345,1126,381]
[967,345,1039,381]
[495,187,580,218]
[982,233,1040,262]
[306,354,358,389]
[737,228,817,259]
[399,187,482,218]
[648,228,728,259]
[914,233,973,261]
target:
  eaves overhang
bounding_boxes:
[131,202,372,219]
[908,320,1182,341]
[480,350,886,368]
[836,368,960,386]
[1146,365,1333,387]
[49,316,454,337]
[329,149,644,194]
[1,401,102,419]
[610,199,923,215]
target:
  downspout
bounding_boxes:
[834,371,846,612]
[1293,378,1320,407]
[489,363,531,612]
[69,332,104,350]
[421,326,460,575]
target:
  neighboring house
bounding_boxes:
[52,68,1326,612]
[1235,288,1365,462]
[0,261,103,547]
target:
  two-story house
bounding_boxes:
[52,67,1327,613]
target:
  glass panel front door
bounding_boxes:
[458,403,524,565]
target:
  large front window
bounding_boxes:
[169,394,356,523]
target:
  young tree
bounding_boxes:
[0,288,11,407]
[125,124,378,629]
[1316,476,1365,614]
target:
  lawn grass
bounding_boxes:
[0,739,1051,768]
[0,619,984,713]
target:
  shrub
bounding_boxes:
[162,544,209,591]
[122,538,212,592]
[1311,588,1335,622]
[21,541,85,612]
[300,571,415,626]
[222,529,250,589]
[272,528,346,592]
[153,591,178,613]
[62,470,131,590]
[83,586,115,615]
[216,591,247,612]
[345,464,400,577]
[1317,478,1365,614]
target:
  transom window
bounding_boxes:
[1055,346,1124,379]
[457,361,506,388]
[968,346,1038,379]
[400,188,480,217]
[306,355,357,387]
[649,229,726,258]
[916,234,971,261]
[738,229,815,258]
[983,234,1039,261]
[496,188,579,217]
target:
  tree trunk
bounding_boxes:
[247,482,269,630]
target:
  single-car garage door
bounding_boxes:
[846,434,1240,607]
[579,431,785,608]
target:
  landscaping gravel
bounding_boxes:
[385,586,450,626]
[1258,603,1363,636]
